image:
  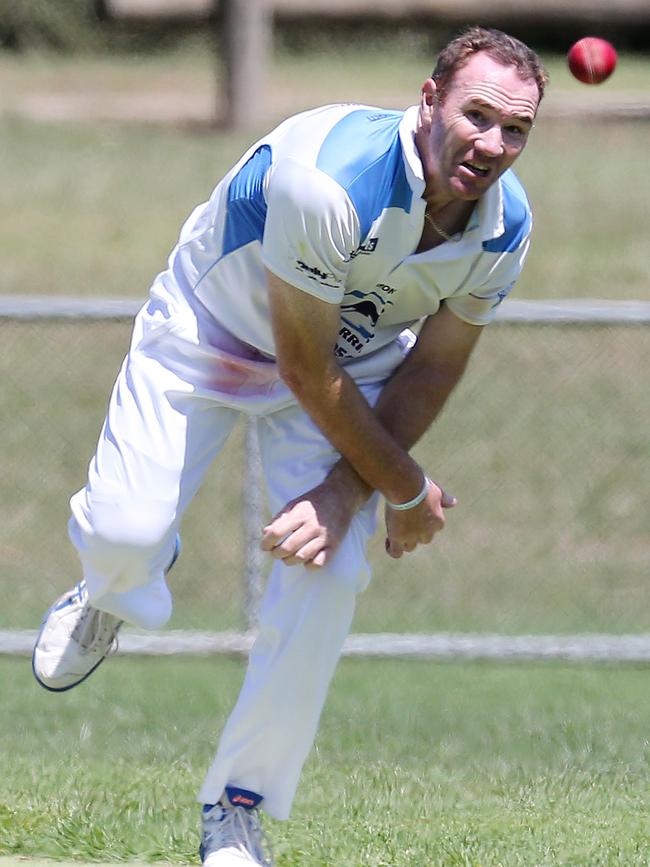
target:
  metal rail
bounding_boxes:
[5,629,650,663]
[2,296,650,324]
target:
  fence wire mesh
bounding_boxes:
[1,309,649,649]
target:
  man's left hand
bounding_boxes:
[384,480,457,558]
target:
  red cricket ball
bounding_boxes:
[567,37,617,85]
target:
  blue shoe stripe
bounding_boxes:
[166,535,182,575]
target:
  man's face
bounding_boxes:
[424,52,540,202]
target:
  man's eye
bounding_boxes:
[505,125,526,137]
[467,110,484,123]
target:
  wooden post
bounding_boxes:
[220,0,272,129]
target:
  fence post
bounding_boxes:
[220,0,272,130]
[242,416,265,630]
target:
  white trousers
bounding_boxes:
[68,287,385,820]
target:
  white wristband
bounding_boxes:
[386,476,431,511]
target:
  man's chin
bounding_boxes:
[451,186,482,202]
[451,176,494,200]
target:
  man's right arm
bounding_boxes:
[267,270,428,506]
[261,270,450,566]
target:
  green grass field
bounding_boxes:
[2,656,650,865]
[1,44,649,866]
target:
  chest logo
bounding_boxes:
[335,284,395,359]
[341,299,380,326]
[349,237,378,259]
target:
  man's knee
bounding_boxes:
[70,494,177,587]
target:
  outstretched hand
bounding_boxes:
[261,480,359,570]
[384,480,456,559]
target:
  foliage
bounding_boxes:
[0,0,206,54]
[0,0,101,52]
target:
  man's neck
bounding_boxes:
[416,199,475,251]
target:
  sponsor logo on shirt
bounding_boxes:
[335,283,395,359]
[336,326,365,355]
[349,238,378,259]
[341,299,380,326]
[295,259,339,288]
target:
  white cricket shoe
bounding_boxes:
[32,580,123,692]
[200,788,274,867]
[32,536,181,692]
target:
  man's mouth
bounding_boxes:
[461,161,490,178]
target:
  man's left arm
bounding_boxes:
[371,302,482,456]
[335,303,482,558]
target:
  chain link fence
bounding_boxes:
[1,298,649,660]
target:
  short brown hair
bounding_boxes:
[432,26,549,103]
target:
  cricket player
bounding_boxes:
[33,26,548,866]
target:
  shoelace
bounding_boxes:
[72,605,122,656]
[204,804,273,866]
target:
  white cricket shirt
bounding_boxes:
[165,103,532,369]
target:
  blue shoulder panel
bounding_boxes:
[316,110,413,241]
[482,170,531,254]
[222,145,273,257]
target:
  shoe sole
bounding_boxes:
[31,644,111,692]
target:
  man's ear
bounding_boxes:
[416,79,436,159]
[421,78,437,107]
[418,78,437,138]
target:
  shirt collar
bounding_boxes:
[475,176,505,241]
[399,105,506,242]
[398,106,426,198]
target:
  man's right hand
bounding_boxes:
[384,480,457,559]
[261,474,364,571]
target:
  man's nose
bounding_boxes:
[475,127,504,157]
